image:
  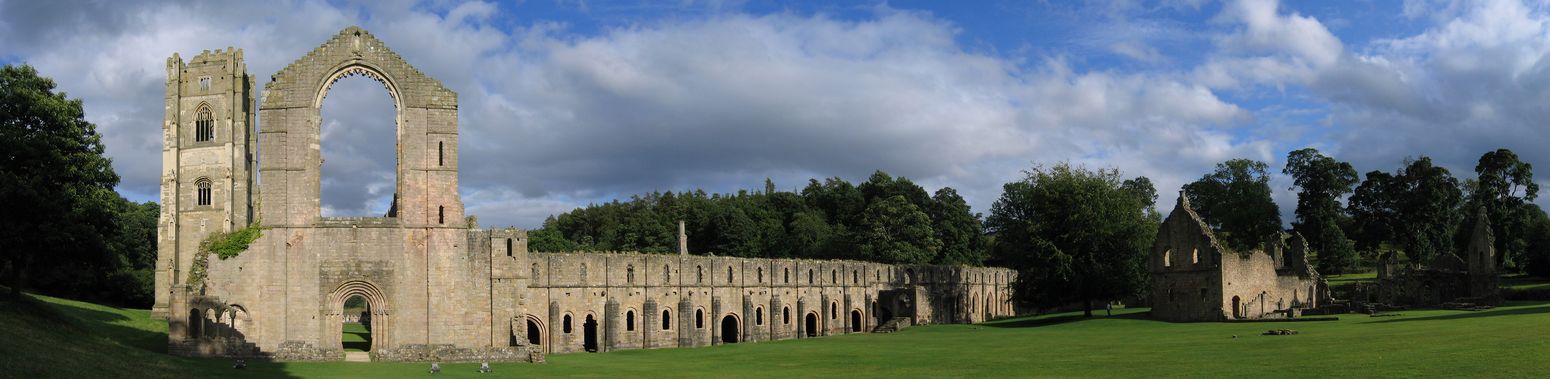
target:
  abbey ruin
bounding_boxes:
[152,26,1016,362]
[1148,192,1329,321]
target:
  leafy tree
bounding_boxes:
[987,163,1154,317]
[1348,170,1399,258]
[1464,149,1539,269]
[929,188,986,265]
[0,65,121,299]
[1121,177,1158,211]
[1183,159,1282,251]
[858,195,941,264]
[1282,148,1359,273]
[1521,205,1550,277]
[1353,157,1463,262]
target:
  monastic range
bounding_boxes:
[153,26,1017,362]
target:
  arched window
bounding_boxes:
[563,314,573,334]
[531,263,540,281]
[727,266,734,283]
[1163,249,1172,267]
[697,266,704,284]
[853,270,858,284]
[757,267,763,283]
[831,302,837,319]
[783,307,791,324]
[626,265,635,284]
[808,269,814,284]
[876,270,880,281]
[756,307,764,325]
[194,107,214,142]
[696,309,704,329]
[662,309,672,330]
[784,268,790,283]
[831,270,837,284]
[626,310,636,331]
[195,178,212,206]
[663,264,672,284]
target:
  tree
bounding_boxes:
[857,195,941,264]
[987,163,1154,317]
[1282,148,1359,273]
[1183,159,1282,251]
[1394,157,1463,262]
[1348,170,1399,258]
[1467,149,1539,269]
[1521,205,1550,277]
[0,65,121,298]
[929,188,987,265]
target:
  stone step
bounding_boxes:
[344,351,371,362]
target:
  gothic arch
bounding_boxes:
[257,26,461,226]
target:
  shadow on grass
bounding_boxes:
[1363,302,1550,324]
[40,294,168,353]
[982,311,1151,328]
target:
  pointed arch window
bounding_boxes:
[194,107,214,142]
[195,178,213,206]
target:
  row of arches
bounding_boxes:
[526,302,876,354]
[529,262,1016,287]
[185,304,250,341]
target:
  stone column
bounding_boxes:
[548,301,561,353]
[677,297,692,347]
[820,294,831,336]
[710,296,722,345]
[795,298,806,338]
[604,297,619,352]
[843,293,853,333]
[741,294,753,342]
[642,299,657,349]
[770,294,783,340]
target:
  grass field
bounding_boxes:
[3,292,1549,378]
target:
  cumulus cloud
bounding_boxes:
[10,0,1550,229]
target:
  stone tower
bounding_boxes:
[151,48,256,319]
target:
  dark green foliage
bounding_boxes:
[0,64,141,304]
[930,188,988,265]
[858,195,941,264]
[1522,205,1550,277]
[1462,149,1539,270]
[1349,157,1462,263]
[986,163,1155,316]
[532,173,987,265]
[1183,159,1282,251]
[1282,148,1360,273]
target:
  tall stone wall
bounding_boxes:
[523,251,1017,354]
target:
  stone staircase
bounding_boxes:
[872,317,913,333]
[344,351,371,362]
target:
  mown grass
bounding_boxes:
[4,291,1550,378]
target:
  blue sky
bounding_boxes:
[3,0,1550,228]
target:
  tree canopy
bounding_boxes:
[1,65,157,306]
[986,163,1156,317]
[1183,159,1282,251]
[532,171,989,265]
[1283,148,1359,273]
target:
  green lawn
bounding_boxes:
[342,323,371,352]
[1326,271,1377,286]
[4,292,1550,378]
[1501,274,1550,290]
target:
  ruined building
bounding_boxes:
[1148,192,1326,321]
[1373,208,1500,307]
[153,27,1016,362]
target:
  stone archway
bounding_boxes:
[327,280,390,355]
[257,26,463,227]
[720,315,740,344]
[805,313,818,337]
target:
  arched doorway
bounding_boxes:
[583,314,599,352]
[341,294,372,352]
[850,310,862,332]
[328,280,389,356]
[720,315,739,344]
[526,317,543,348]
[805,313,818,337]
[1230,296,1241,319]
